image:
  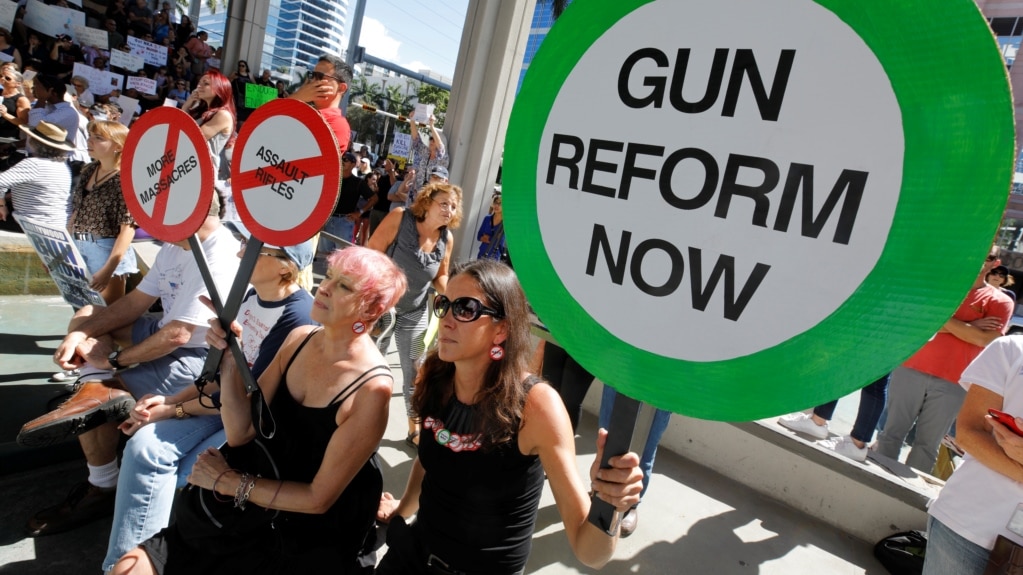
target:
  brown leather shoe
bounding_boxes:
[26,481,115,537]
[620,506,638,538]
[17,380,134,448]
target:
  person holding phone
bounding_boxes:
[922,335,1023,574]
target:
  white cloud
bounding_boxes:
[360,17,401,62]
[406,60,429,73]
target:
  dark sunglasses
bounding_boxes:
[991,270,1008,276]
[433,295,503,322]
[308,70,344,83]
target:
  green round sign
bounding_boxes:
[504,0,1014,420]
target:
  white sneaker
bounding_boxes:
[50,369,80,382]
[777,412,829,439]
[819,435,868,462]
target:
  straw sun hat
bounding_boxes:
[19,121,75,152]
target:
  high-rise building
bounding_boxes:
[518,0,560,92]
[197,0,349,77]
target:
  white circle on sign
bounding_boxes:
[237,115,327,232]
[537,0,902,362]
[128,123,206,227]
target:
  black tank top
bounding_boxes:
[416,376,545,574]
[268,329,391,560]
[0,94,23,139]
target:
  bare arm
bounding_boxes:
[378,456,425,522]
[366,208,402,253]
[431,229,453,295]
[90,223,136,292]
[84,319,197,369]
[191,359,392,514]
[955,384,1023,483]
[198,109,232,143]
[520,383,642,568]
[54,288,157,368]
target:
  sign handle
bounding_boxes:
[587,390,640,535]
[194,235,261,394]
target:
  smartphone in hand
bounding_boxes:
[988,409,1023,436]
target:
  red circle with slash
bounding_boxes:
[121,107,215,242]
[231,98,341,246]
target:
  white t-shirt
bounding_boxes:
[135,225,239,348]
[928,335,1023,550]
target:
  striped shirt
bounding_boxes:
[0,157,72,229]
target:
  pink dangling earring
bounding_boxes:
[489,344,504,361]
[352,321,366,334]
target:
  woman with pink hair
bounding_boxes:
[182,69,235,180]
[113,246,408,574]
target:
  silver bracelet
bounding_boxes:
[234,472,253,509]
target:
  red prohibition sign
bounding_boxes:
[121,107,215,242]
[231,99,341,247]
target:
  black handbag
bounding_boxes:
[173,438,281,554]
[874,530,926,575]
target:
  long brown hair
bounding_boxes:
[413,260,533,450]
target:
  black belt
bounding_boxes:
[72,232,108,241]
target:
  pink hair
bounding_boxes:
[191,69,236,127]
[325,247,407,320]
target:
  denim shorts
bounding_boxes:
[74,236,139,277]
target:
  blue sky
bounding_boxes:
[353,0,469,80]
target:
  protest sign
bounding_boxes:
[14,215,105,309]
[389,132,412,158]
[503,0,1016,419]
[127,36,169,68]
[127,76,157,96]
[110,49,145,72]
[243,83,277,109]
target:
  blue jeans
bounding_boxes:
[813,373,890,444]
[922,515,991,575]
[598,386,671,499]
[319,215,355,254]
[74,236,139,277]
[102,415,224,571]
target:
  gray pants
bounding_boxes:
[876,366,966,473]
[377,304,428,419]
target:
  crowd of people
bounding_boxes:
[4,4,1023,575]
[1,8,647,569]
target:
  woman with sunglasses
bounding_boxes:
[113,246,406,575]
[987,265,1017,303]
[368,182,460,447]
[376,259,643,574]
[0,67,29,139]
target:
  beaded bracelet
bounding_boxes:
[234,472,252,509]
[211,468,237,503]
[266,479,284,511]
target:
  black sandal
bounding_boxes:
[405,431,420,448]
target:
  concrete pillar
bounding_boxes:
[445,0,537,262]
[220,0,271,75]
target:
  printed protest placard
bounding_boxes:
[503,0,1016,419]
[13,215,105,309]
